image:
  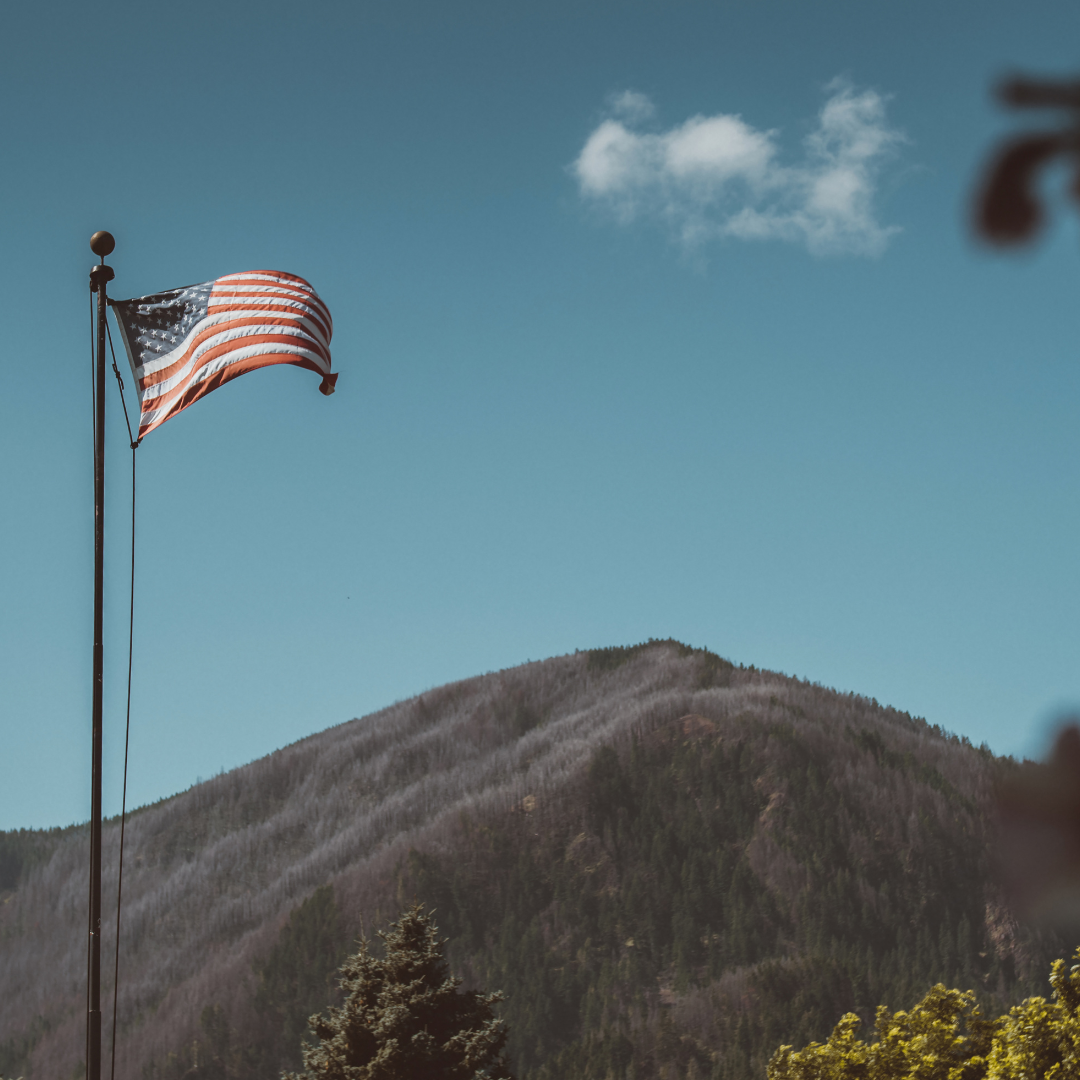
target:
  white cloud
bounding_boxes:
[663,115,776,185]
[573,81,905,257]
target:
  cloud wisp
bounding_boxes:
[574,82,905,257]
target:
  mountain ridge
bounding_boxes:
[0,641,1060,1080]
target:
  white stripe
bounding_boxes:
[213,284,313,300]
[140,322,330,403]
[139,342,329,426]
[136,309,329,380]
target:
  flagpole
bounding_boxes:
[87,230,114,1080]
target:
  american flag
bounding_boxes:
[111,270,335,440]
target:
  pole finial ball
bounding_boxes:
[90,231,115,258]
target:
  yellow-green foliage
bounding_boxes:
[769,952,1080,1080]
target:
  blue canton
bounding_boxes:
[112,281,214,372]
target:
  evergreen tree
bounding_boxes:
[287,904,514,1080]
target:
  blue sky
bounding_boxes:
[4,0,1080,829]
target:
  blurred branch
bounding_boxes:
[974,76,1080,245]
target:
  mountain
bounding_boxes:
[0,641,1066,1080]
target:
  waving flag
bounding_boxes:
[111,270,335,440]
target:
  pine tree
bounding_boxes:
[287,904,515,1080]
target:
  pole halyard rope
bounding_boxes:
[106,317,138,450]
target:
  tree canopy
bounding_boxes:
[287,904,514,1080]
[768,950,1080,1080]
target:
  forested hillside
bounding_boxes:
[0,642,1064,1080]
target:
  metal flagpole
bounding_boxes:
[87,229,115,1080]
